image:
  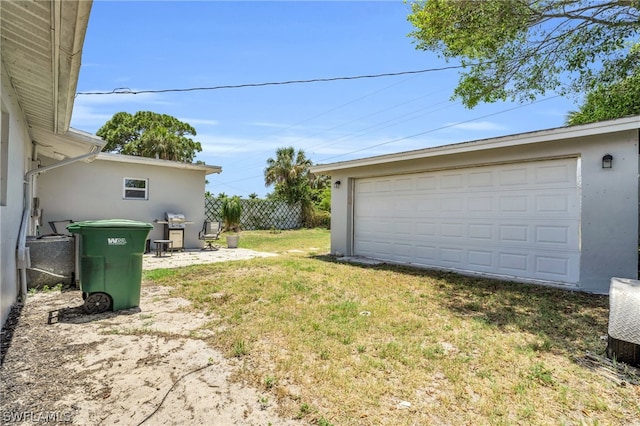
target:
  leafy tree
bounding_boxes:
[96,111,202,162]
[407,0,640,107]
[567,69,640,125]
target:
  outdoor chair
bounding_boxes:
[199,220,222,250]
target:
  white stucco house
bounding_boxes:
[311,116,640,294]
[38,152,220,248]
[1,1,102,326]
[1,1,221,327]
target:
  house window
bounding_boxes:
[123,178,148,200]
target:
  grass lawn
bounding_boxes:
[144,229,640,425]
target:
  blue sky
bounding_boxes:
[72,1,579,198]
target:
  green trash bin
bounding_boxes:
[67,219,153,314]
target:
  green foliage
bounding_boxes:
[407,1,640,107]
[264,375,277,389]
[96,111,203,162]
[221,196,243,232]
[264,147,331,227]
[567,69,640,125]
[264,147,313,205]
[313,186,331,212]
[232,339,249,357]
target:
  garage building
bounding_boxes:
[311,116,640,294]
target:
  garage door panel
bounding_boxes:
[375,180,393,192]
[441,223,464,238]
[469,197,494,212]
[499,195,529,213]
[441,173,465,189]
[417,175,437,190]
[499,224,529,242]
[535,224,579,248]
[498,252,530,272]
[394,243,414,261]
[536,193,571,213]
[440,247,464,265]
[535,162,575,184]
[415,245,437,262]
[468,223,494,240]
[394,178,414,191]
[441,197,464,212]
[415,222,437,237]
[468,250,494,268]
[394,221,413,235]
[354,158,580,285]
[536,255,569,276]
[469,171,493,187]
[416,199,437,212]
[499,167,529,186]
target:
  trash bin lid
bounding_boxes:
[67,219,154,231]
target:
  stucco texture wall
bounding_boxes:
[1,71,32,326]
[37,158,208,249]
[327,129,639,294]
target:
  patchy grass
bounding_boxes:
[145,229,639,425]
[235,228,330,254]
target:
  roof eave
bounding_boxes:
[96,152,223,175]
[54,0,93,134]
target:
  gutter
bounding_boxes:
[17,146,100,300]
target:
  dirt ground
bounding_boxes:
[0,250,302,426]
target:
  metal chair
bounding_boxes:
[199,221,222,250]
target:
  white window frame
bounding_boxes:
[123,177,149,200]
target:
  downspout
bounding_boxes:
[17,147,100,300]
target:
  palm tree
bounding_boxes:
[264,147,312,201]
[264,147,314,225]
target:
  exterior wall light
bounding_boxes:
[334,180,341,189]
[602,154,613,169]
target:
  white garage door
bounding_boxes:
[354,158,581,284]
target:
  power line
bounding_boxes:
[210,70,427,159]
[214,95,561,187]
[315,95,562,163]
[75,65,470,96]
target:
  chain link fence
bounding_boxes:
[205,197,303,230]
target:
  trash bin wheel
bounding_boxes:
[84,292,111,314]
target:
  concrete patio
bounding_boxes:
[143,247,278,270]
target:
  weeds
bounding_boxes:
[231,339,249,358]
[27,283,64,294]
[147,229,632,425]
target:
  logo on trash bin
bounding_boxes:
[107,237,127,245]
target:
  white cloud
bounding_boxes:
[246,121,294,129]
[181,118,219,127]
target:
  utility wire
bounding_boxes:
[76,65,470,96]
[211,71,426,158]
[214,95,561,187]
[316,95,562,163]
[213,77,451,170]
